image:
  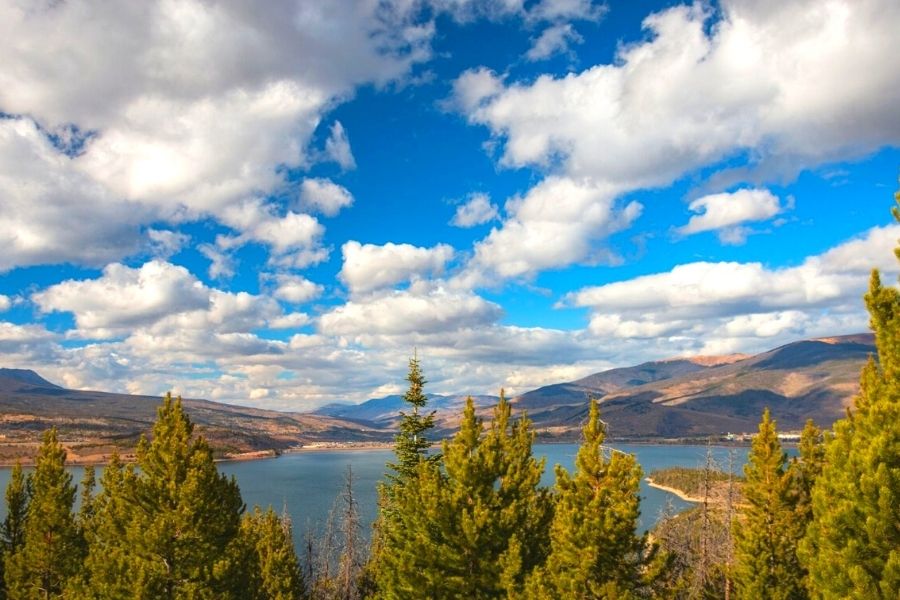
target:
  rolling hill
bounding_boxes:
[0,333,877,462]
[0,369,391,464]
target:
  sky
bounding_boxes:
[0,0,899,410]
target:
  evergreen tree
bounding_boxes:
[368,355,438,594]
[1,463,30,600]
[788,420,825,530]
[376,394,551,599]
[384,354,438,488]
[732,409,806,600]
[67,453,135,599]
[77,394,246,599]
[5,428,81,599]
[800,197,900,598]
[524,399,652,599]
[240,507,307,600]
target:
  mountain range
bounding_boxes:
[0,333,875,462]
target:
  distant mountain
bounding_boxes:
[0,333,877,461]
[315,394,499,431]
[0,368,62,390]
[0,371,391,464]
[513,334,874,439]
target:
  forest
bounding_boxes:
[1,202,899,599]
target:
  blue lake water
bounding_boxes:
[0,444,749,551]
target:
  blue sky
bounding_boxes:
[0,0,898,410]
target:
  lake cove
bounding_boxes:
[0,443,749,552]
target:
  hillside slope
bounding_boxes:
[0,370,390,463]
[515,334,873,439]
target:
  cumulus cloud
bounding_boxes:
[319,285,502,336]
[146,228,190,258]
[0,119,151,272]
[323,121,356,170]
[271,274,324,304]
[677,188,786,244]
[450,0,900,281]
[459,1,900,187]
[33,261,210,338]
[526,23,583,61]
[451,193,499,227]
[339,241,456,294]
[0,295,10,312]
[563,224,900,352]
[298,178,354,217]
[459,177,641,283]
[0,0,433,271]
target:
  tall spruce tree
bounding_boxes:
[384,354,438,487]
[524,399,652,599]
[1,463,30,600]
[4,428,81,600]
[800,196,900,598]
[368,355,438,595]
[239,507,307,600]
[732,409,806,600]
[376,394,550,599]
[76,394,246,599]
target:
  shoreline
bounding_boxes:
[644,477,702,503]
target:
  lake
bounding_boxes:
[0,443,749,551]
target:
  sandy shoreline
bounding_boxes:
[644,477,702,503]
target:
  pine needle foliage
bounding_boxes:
[732,409,807,600]
[800,193,900,599]
[4,429,81,599]
[524,399,653,599]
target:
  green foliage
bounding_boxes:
[376,394,551,599]
[4,429,82,599]
[384,354,438,488]
[525,399,654,599]
[77,393,247,599]
[1,463,30,600]
[800,196,900,599]
[732,409,807,600]
[239,507,307,600]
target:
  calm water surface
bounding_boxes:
[0,444,749,551]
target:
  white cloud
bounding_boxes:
[323,121,356,170]
[451,193,499,227]
[33,261,210,338]
[526,23,583,61]
[0,0,433,271]
[563,224,900,352]
[339,241,456,294]
[268,312,311,329]
[0,295,10,312]
[459,1,900,187]
[459,177,641,283]
[318,285,502,336]
[198,243,235,280]
[528,0,605,22]
[271,274,324,304]
[298,178,355,217]
[677,188,785,244]
[0,119,151,272]
[146,228,190,258]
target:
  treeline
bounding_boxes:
[1,200,900,598]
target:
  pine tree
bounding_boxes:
[384,354,438,488]
[368,355,438,595]
[4,428,82,599]
[1,463,30,600]
[376,394,551,599]
[525,399,652,599]
[240,507,307,600]
[76,394,247,599]
[800,196,900,598]
[732,409,806,600]
[67,453,135,599]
